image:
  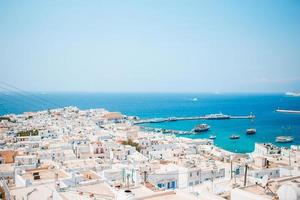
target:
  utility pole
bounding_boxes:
[143,171,147,184]
[289,151,291,167]
[211,170,214,193]
[199,169,202,184]
[127,174,130,188]
[289,151,292,176]
[244,164,248,187]
[230,160,233,180]
[55,172,59,190]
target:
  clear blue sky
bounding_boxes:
[0,0,300,93]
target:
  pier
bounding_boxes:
[133,114,255,124]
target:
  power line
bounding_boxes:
[0,82,64,113]
[0,81,62,108]
[0,103,8,115]
[0,89,46,110]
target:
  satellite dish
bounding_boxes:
[116,190,137,200]
[261,175,269,187]
[277,184,300,200]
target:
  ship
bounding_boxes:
[276,109,300,114]
[285,92,300,97]
[230,135,240,139]
[193,124,210,133]
[275,136,294,143]
[205,113,230,120]
[246,128,256,135]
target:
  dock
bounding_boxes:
[133,114,255,124]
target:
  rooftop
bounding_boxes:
[236,176,300,198]
[21,167,69,183]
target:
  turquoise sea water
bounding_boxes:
[0,93,300,153]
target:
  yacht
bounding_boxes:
[193,124,210,133]
[275,136,294,143]
[230,135,240,139]
[246,128,256,135]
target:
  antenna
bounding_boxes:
[261,175,269,188]
[258,175,275,196]
[244,164,248,186]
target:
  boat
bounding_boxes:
[168,117,177,122]
[193,124,210,132]
[209,135,216,139]
[230,135,240,139]
[275,136,294,143]
[246,128,256,135]
[205,113,230,120]
[285,92,300,97]
[162,129,172,134]
[176,131,191,135]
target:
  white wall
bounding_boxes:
[231,188,269,200]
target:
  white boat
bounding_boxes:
[209,135,216,139]
[285,92,300,97]
[246,128,256,135]
[193,124,210,133]
[276,136,294,143]
[230,135,240,139]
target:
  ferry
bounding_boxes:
[205,113,230,120]
[276,109,300,114]
[209,135,216,140]
[193,124,210,133]
[285,92,300,97]
[246,128,256,135]
[230,135,240,139]
[275,136,294,143]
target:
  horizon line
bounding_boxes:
[0,90,291,94]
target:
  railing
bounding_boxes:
[0,176,11,200]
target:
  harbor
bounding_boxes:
[133,113,255,124]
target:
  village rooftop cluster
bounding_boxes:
[0,107,299,200]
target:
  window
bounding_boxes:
[197,171,199,176]
[171,181,176,189]
[195,181,199,185]
[190,172,192,177]
[167,182,171,189]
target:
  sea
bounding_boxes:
[0,92,300,153]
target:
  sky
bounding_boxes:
[0,0,300,93]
